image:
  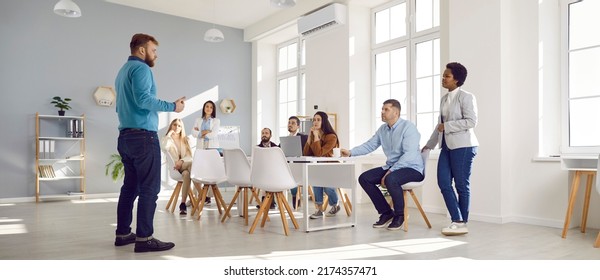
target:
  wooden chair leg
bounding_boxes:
[249,192,271,234]
[322,192,329,212]
[260,193,274,227]
[408,190,432,228]
[337,188,352,216]
[294,185,302,209]
[217,188,230,218]
[187,187,197,210]
[194,186,209,220]
[308,186,318,207]
[275,192,290,236]
[251,188,261,206]
[594,231,600,248]
[221,187,242,223]
[280,192,299,229]
[211,185,227,215]
[165,184,176,212]
[249,187,256,204]
[190,182,202,216]
[166,182,182,213]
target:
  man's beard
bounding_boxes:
[144,55,155,67]
[261,137,269,142]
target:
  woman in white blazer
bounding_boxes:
[192,100,220,204]
[423,62,478,236]
[192,100,220,150]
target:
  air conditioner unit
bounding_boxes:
[297,3,347,36]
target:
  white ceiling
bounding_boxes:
[105,0,389,29]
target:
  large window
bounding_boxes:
[373,0,440,147]
[562,0,600,153]
[277,39,305,136]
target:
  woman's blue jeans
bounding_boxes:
[438,140,477,223]
[116,129,161,238]
[312,186,338,206]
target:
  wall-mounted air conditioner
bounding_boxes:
[297,3,347,36]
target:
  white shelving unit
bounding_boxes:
[35,113,86,202]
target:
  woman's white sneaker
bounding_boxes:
[441,222,468,236]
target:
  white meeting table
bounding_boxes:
[287,156,357,232]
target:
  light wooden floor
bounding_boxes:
[1,192,599,260]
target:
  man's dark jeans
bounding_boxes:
[116,129,161,238]
[358,167,424,217]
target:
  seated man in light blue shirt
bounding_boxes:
[341,99,424,231]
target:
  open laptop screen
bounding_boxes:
[279,136,303,157]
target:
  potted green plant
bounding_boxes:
[51,96,72,116]
[105,153,124,182]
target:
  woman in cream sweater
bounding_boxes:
[161,119,193,215]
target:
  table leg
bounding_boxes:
[562,171,581,238]
[580,173,594,233]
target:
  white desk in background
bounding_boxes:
[287,156,357,232]
[560,155,597,238]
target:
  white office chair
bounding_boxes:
[595,154,600,248]
[249,147,299,236]
[381,149,432,232]
[190,149,229,221]
[221,148,261,225]
[164,154,196,214]
[400,149,432,231]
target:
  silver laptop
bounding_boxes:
[279,136,303,157]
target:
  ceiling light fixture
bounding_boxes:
[271,0,297,8]
[204,28,224,43]
[204,0,224,43]
[53,0,81,18]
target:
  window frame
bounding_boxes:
[560,0,600,154]
[276,38,306,137]
[371,0,440,147]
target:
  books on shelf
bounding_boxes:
[38,165,56,178]
[39,140,44,159]
[38,140,56,159]
[67,119,84,138]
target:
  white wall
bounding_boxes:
[347,4,373,149]
[304,25,350,146]
[253,41,278,147]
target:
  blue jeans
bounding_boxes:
[116,130,161,238]
[312,186,338,206]
[358,167,424,217]
[438,139,477,223]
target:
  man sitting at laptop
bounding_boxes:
[287,116,308,209]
